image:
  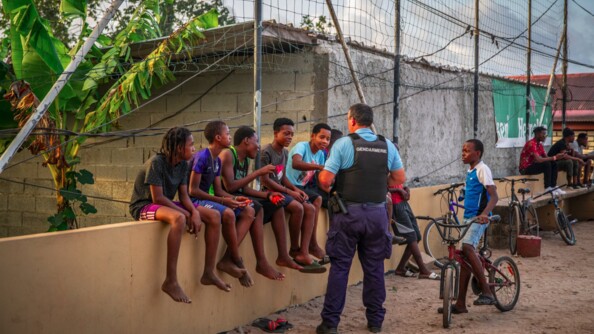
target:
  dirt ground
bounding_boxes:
[230,221,594,333]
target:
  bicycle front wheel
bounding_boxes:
[442,266,455,328]
[423,218,457,267]
[556,211,576,245]
[507,205,520,255]
[490,256,520,312]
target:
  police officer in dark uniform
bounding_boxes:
[316,103,406,333]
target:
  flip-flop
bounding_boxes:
[474,294,497,306]
[252,318,286,333]
[294,259,327,274]
[418,272,440,280]
[318,255,331,266]
[437,305,469,314]
[394,269,416,278]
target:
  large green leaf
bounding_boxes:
[60,0,87,19]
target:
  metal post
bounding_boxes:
[539,34,564,126]
[473,0,479,138]
[562,0,568,129]
[253,0,263,168]
[0,0,125,174]
[325,0,366,104]
[393,0,401,144]
[526,0,532,141]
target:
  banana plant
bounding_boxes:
[1,0,219,230]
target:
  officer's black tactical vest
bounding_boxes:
[335,133,388,203]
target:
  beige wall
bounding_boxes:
[0,180,546,333]
[0,209,403,334]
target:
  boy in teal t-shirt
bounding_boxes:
[286,123,332,261]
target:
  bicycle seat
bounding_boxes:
[518,188,531,195]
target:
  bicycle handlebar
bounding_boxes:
[532,184,566,199]
[433,182,464,196]
[494,177,539,183]
[432,215,501,243]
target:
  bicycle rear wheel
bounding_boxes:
[523,204,539,236]
[507,206,520,255]
[489,256,520,312]
[556,211,576,245]
[442,266,455,328]
[423,218,457,267]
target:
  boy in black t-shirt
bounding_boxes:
[547,128,585,189]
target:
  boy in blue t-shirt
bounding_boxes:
[286,123,331,260]
[441,139,499,315]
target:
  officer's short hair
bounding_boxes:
[348,103,373,126]
[578,132,587,140]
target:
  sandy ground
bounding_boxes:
[229,221,594,333]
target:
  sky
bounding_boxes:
[219,0,594,76]
[566,0,594,73]
[14,0,594,75]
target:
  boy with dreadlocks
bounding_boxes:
[129,127,231,304]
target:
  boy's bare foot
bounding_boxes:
[239,271,255,287]
[200,272,232,292]
[217,258,246,278]
[276,256,303,270]
[256,261,285,280]
[309,245,326,260]
[161,280,191,303]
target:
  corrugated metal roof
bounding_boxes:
[508,73,594,111]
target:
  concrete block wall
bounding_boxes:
[1,52,318,237]
[2,40,545,238]
[323,41,523,186]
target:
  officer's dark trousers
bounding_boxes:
[321,204,392,328]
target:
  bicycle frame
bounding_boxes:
[434,183,465,224]
[434,216,516,300]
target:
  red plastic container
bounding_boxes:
[517,235,541,257]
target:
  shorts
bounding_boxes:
[193,199,247,217]
[232,194,283,224]
[392,202,421,243]
[461,220,489,248]
[296,185,328,207]
[139,201,198,221]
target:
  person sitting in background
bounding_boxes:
[519,126,565,193]
[571,133,593,187]
[390,184,440,280]
[547,128,585,189]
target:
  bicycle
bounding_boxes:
[433,215,520,328]
[421,183,466,267]
[494,177,540,255]
[532,185,577,245]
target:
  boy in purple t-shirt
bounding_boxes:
[189,121,256,287]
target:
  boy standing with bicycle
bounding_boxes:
[444,139,499,313]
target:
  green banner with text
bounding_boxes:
[492,79,552,148]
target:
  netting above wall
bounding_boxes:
[221,0,565,77]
